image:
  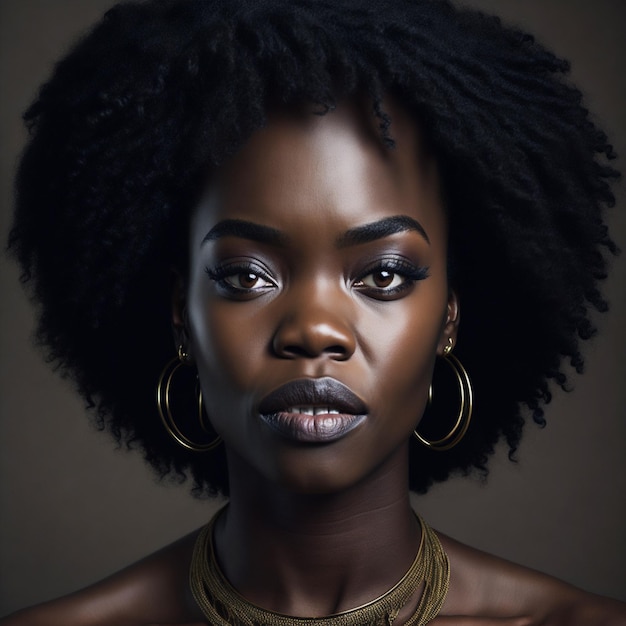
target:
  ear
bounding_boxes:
[437,289,460,355]
[170,269,189,353]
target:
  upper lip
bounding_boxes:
[258,377,368,416]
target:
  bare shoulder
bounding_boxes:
[438,532,626,626]
[0,529,205,626]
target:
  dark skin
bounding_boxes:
[3,100,625,626]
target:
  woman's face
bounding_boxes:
[180,100,458,494]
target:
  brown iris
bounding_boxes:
[237,272,260,289]
[371,270,395,288]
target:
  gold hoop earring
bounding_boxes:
[414,341,473,451]
[156,347,222,452]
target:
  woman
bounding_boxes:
[1,0,625,623]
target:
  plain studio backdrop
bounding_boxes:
[0,0,625,614]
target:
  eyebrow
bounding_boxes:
[202,219,288,246]
[336,215,430,247]
[201,214,430,248]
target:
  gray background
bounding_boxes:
[1,0,625,614]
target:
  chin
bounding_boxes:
[266,449,408,498]
[225,432,411,498]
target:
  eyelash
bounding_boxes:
[205,258,429,299]
[205,262,277,295]
[354,258,430,299]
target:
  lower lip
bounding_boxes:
[260,411,366,443]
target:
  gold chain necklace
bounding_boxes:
[190,508,449,626]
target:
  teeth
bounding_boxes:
[286,407,341,415]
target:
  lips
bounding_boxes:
[258,378,368,443]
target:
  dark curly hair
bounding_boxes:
[8,0,619,497]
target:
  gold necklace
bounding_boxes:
[190,507,449,626]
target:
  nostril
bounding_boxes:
[280,345,311,359]
[277,343,348,359]
[272,315,357,360]
[326,344,350,359]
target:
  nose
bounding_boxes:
[271,290,357,361]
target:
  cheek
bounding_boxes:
[188,299,271,454]
[190,300,267,392]
[361,293,446,430]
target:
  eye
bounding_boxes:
[360,270,406,290]
[224,271,274,290]
[354,259,429,300]
[205,262,277,297]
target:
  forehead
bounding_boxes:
[190,99,445,245]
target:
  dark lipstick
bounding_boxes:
[258,377,367,443]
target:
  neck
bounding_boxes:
[214,446,421,617]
